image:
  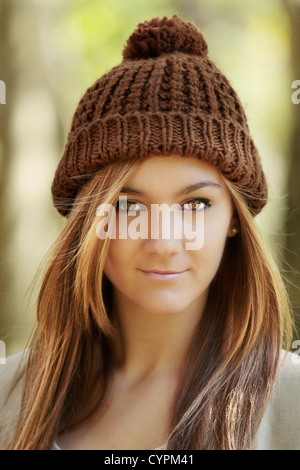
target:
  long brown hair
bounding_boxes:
[7,157,292,450]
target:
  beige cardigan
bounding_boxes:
[1,349,300,450]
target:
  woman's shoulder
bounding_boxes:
[253,349,300,450]
[0,349,28,449]
[1,349,300,450]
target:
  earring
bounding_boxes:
[231,227,239,234]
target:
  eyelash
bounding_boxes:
[183,198,212,212]
[116,198,212,213]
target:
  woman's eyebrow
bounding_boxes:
[120,181,221,197]
[175,181,221,196]
[120,186,144,196]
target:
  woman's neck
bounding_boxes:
[109,291,207,384]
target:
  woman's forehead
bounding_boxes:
[123,154,225,191]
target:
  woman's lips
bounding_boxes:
[139,269,188,281]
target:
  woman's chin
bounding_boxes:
[139,300,191,317]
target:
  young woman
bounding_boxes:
[1,14,299,451]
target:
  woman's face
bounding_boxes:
[103,154,237,317]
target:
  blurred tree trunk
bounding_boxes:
[283,0,300,334]
[0,0,64,355]
[0,0,18,341]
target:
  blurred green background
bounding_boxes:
[0,0,299,356]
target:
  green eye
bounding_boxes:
[183,198,211,211]
[117,200,147,213]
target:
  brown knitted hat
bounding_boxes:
[51,14,268,217]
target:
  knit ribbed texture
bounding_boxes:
[51,15,268,217]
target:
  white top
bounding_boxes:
[1,349,300,450]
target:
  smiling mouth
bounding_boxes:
[139,269,188,281]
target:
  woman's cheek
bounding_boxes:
[200,222,229,266]
[203,210,231,244]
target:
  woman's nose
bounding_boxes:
[143,236,183,258]
[143,205,184,257]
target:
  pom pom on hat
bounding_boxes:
[122,14,208,60]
